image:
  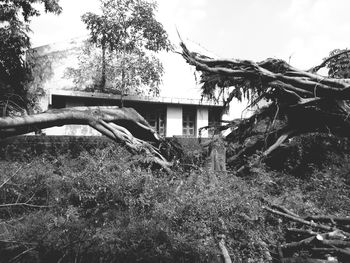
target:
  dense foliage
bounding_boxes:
[0,0,61,115]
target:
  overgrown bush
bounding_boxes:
[0,145,276,263]
[2,134,350,262]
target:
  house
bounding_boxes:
[44,90,223,138]
[28,38,224,138]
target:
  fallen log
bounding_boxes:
[265,204,350,262]
[0,106,171,170]
[311,247,350,258]
[283,236,350,251]
[287,228,319,237]
[282,258,338,263]
[304,216,350,226]
[287,229,349,240]
[282,235,319,250]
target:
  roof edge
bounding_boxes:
[51,90,224,107]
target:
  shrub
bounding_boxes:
[0,145,275,262]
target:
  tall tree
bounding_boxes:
[0,0,62,116]
[78,0,170,97]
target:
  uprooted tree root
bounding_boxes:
[180,42,350,170]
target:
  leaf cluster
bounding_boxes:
[0,0,61,115]
[82,0,170,53]
[326,48,350,78]
[0,0,61,23]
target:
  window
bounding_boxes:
[182,107,196,136]
[144,109,166,137]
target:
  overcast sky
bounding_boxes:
[29,0,350,105]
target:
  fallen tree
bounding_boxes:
[180,43,350,169]
[0,106,171,170]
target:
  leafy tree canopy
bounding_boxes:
[65,41,164,96]
[325,48,350,78]
[75,0,170,95]
[0,0,61,116]
[82,0,169,52]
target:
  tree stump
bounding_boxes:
[208,135,226,172]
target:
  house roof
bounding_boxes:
[50,90,224,107]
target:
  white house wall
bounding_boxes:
[43,125,101,136]
[196,107,208,137]
[42,97,101,135]
[43,105,212,137]
[166,105,182,137]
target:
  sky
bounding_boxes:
[29,0,350,113]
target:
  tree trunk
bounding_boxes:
[121,67,125,108]
[100,40,106,92]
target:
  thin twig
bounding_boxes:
[0,166,22,189]
[0,203,52,208]
[9,247,36,263]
